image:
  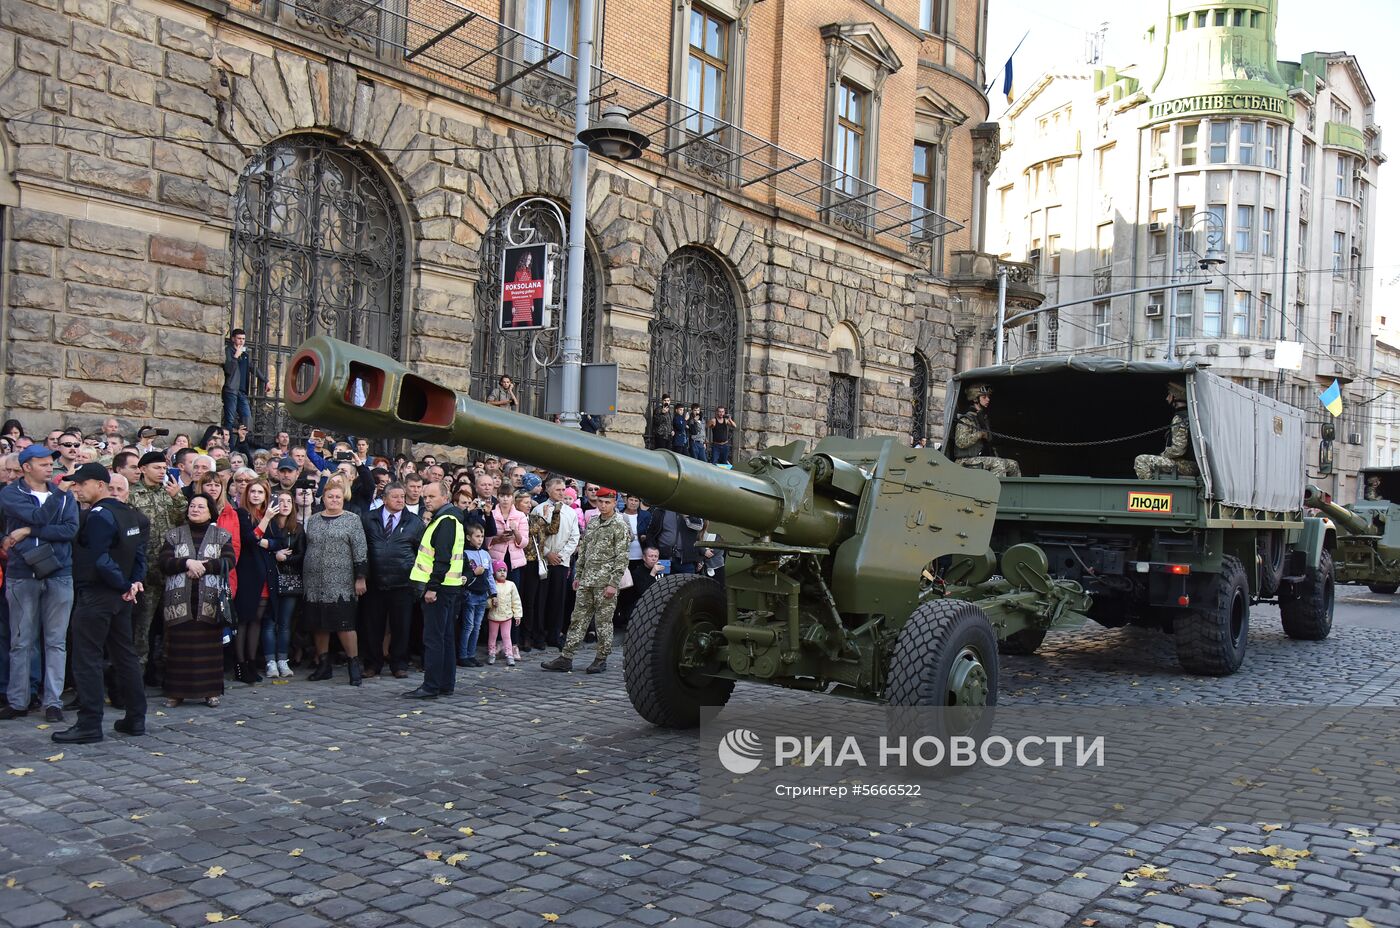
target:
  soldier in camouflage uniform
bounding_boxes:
[952,383,1022,477]
[541,487,632,675]
[1133,381,1199,480]
[127,451,187,676]
[1364,475,1383,501]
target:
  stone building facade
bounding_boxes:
[985,0,1385,499]
[0,0,1006,453]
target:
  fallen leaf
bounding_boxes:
[444,802,454,810]
[531,718,542,724]
[6,768,34,776]
[620,854,633,860]
[1274,883,1292,892]
[458,827,475,836]
[1261,823,1282,832]
[816,902,835,913]
[183,779,200,784]
[87,880,104,889]
[205,914,238,924]
[1088,821,1100,827]
[46,753,64,762]
[234,721,245,726]
[327,746,340,752]
[425,851,442,861]
[431,875,451,885]
[868,891,884,899]
[204,866,226,879]
[532,851,549,857]
[1122,849,1137,858]
[1347,828,1371,838]
[446,853,469,866]
[1224,896,1266,905]
[1271,860,1297,870]
[575,769,589,775]
[234,777,247,783]
[1128,865,1169,879]
[288,849,303,857]
[1072,872,1087,879]
[35,724,49,730]
[542,916,559,923]
[558,827,569,833]
[1346,920,1375,928]
[1117,879,1137,888]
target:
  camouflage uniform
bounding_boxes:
[127,479,188,668]
[559,512,632,661]
[1134,385,1199,480]
[1364,476,1382,501]
[952,384,1022,477]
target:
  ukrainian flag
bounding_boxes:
[1002,56,1015,104]
[1319,379,1343,417]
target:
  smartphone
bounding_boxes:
[657,559,672,575]
[310,429,327,441]
[335,450,353,461]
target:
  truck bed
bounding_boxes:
[993,476,1201,526]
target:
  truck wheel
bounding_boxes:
[1368,583,1398,595]
[1281,549,1335,640]
[1174,555,1250,675]
[998,628,1047,656]
[1257,530,1285,597]
[624,574,735,729]
[887,601,998,739]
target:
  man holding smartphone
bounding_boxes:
[222,329,266,432]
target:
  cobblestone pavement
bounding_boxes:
[1,590,1398,928]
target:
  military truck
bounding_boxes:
[941,358,1334,675]
[1306,468,1399,595]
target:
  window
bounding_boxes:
[1151,208,1168,255]
[1148,290,1166,339]
[1295,301,1305,339]
[912,141,940,239]
[1232,9,1245,26]
[1096,222,1114,267]
[1209,121,1229,163]
[686,6,729,133]
[1257,292,1273,339]
[1203,290,1224,337]
[1195,10,1207,27]
[1095,145,1114,188]
[1331,99,1352,125]
[1235,205,1254,253]
[1231,290,1250,336]
[828,374,859,438]
[1238,121,1256,164]
[1151,126,1168,164]
[1336,155,1348,196]
[1214,9,1227,26]
[1180,123,1199,165]
[1300,142,1313,187]
[1046,310,1059,350]
[833,80,866,195]
[1047,234,1061,275]
[1263,124,1279,168]
[1333,231,1346,275]
[1046,159,1060,196]
[1206,203,1226,251]
[1093,301,1110,346]
[1261,207,1274,255]
[1176,13,1187,30]
[919,0,943,33]
[523,0,574,76]
[1175,289,1194,339]
[1297,219,1308,266]
[1329,312,1343,354]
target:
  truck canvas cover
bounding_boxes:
[943,357,1306,514]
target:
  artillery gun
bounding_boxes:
[283,337,1095,728]
[1306,472,1399,595]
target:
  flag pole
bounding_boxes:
[984,30,1031,94]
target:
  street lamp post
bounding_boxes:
[559,0,647,428]
[1165,211,1226,359]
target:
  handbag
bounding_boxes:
[277,567,303,597]
[18,542,62,579]
[617,565,635,590]
[534,539,548,579]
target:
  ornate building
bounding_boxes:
[0,0,1009,451]
[986,1,1385,498]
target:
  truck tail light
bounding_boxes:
[1177,595,1191,606]
[1167,564,1191,575]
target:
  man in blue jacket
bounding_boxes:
[0,444,80,721]
[222,328,266,432]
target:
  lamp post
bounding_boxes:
[559,0,648,428]
[1165,211,1226,360]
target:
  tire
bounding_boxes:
[998,627,1047,656]
[1368,582,1398,595]
[1174,555,1250,675]
[1257,530,1285,598]
[623,574,735,729]
[886,600,998,741]
[1281,549,1335,640]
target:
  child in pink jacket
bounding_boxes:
[485,560,523,665]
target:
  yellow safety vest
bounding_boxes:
[410,511,465,586]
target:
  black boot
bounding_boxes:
[348,657,363,687]
[233,661,247,685]
[308,654,333,681]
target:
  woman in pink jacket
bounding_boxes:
[488,490,529,586]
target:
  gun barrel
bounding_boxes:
[283,337,847,544]
[1304,484,1374,536]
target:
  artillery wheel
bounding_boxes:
[886,600,998,740]
[998,628,1047,656]
[1281,549,1335,640]
[1368,582,1398,595]
[624,574,734,729]
[1174,555,1250,675]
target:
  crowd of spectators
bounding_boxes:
[0,413,721,726]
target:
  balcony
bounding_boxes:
[1324,121,1367,156]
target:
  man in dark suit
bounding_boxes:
[360,483,426,679]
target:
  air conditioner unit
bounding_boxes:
[1145,303,1164,318]
[1145,346,1159,358]
[1351,246,1362,257]
[1348,432,1362,444]
[1148,222,1167,234]
[1352,170,1364,182]
[1205,344,1220,356]
[1238,345,1252,357]
[1028,248,1042,261]
[1265,348,1276,359]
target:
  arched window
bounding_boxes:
[911,351,930,443]
[472,199,600,417]
[649,247,739,417]
[231,136,406,440]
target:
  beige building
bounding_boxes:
[985,1,1384,499]
[0,0,1016,452]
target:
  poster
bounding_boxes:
[499,243,553,331]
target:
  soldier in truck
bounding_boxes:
[952,383,1021,477]
[1133,381,1198,481]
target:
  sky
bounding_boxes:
[984,0,1398,335]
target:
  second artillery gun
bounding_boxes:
[283,337,1097,728]
[1306,469,1400,595]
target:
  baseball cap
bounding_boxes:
[17,444,59,465]
[62,462,111,483]
[137,451,167,467]
[277,456,298,471]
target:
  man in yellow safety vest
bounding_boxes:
[403,479,464,699]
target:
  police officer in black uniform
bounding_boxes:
[52,463,150,744]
